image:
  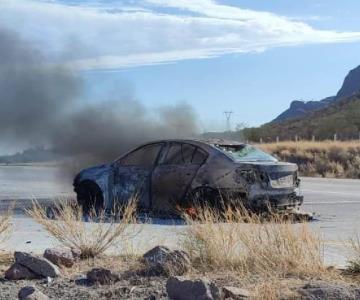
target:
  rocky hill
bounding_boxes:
[336,65,360,99]
[273,65,360,123]
[244,93,360,141]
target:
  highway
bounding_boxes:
[0,165,360,267]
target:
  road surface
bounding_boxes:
[0,165,359,266]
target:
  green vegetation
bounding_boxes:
[243,95,360,142]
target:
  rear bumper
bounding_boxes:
[217,187,303,211]
[267,193,303,208]
[247,188,303,210]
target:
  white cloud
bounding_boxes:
[1,0,359,70]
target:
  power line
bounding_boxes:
[223,111,233,131]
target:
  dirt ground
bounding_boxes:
[0,275,167,300]
[1,254,359,300]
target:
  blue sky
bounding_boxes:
[1,0,360,131]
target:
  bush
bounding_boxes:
[27,199,138,259]
[182,205,326,278]
[259,141,360,179]
[0,206,12,243]
[347,233,360,273]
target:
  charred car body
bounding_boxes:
[73,139,304,215]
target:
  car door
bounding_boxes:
[151,142,208,213]
[113,143,164,209]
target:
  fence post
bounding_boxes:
[312,135,315,142]
[260,137,263,144]
[334,133,337,141]
[276,136,279,143]
[295,135,298,142]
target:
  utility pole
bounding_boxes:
[223,111,233,132]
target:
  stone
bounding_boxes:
[298,282,358,300]
[223,286,252,299]
[87,268,119,285]
[43,248,75,268]
[15,252,60,278]
[5,263,40,280]
[18,286,49,300]
[70,248,81,260]
[143,246,171,264]
[166,276,222,300]
[143,246,190,276]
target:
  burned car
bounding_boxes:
[73,139,304,216]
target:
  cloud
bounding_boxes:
[1,0,359,70]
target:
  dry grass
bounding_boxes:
[258,141,360,178]
[0,207,12,244]
[182,205,326,279]
[27,198,139,259]
[61,254,144,278]
[346,233,360,273]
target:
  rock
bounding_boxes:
[143,246,190,275]
[87,268,119,285]
[5,263,40,280]
[18,286,48,300]
[70,248,81,260]
[43,248,75,268]
[298,282,358,300]
[223,286,252,299]
[143,246,171,265]
[166,276,222,300]
[15,252,60,278]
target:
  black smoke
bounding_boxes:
[0,27,199,174]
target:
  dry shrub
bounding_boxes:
[182,205,325,278]
[27,199,139,259]
[0,207,12,243]
[254,279,281,300]
[258,141,360,179]
[347,233,360,273]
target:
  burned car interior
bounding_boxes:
[74,139,305,217]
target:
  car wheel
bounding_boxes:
[76,181,104,218]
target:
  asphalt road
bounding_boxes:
[0,165,359,267]
[301,177,360,266]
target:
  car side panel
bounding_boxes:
[151,164,200,213]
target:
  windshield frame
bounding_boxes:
[215,144,278,163]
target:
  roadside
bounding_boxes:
[1,165,360,267]
[259,141,360,179]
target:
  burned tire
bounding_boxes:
[75,181,104,217]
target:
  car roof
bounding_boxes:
[144,138,246,152]
[115,138,247,162]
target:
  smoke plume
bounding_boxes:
[0,27,199,173]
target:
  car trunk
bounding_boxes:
[239,161,298,189]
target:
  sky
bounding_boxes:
[1,0,360,132]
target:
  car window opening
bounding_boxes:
[216,144,277,162]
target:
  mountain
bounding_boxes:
[336,65,360,99]
[273,97,334,123]
[243,93,360,142]
[272,65,360,123]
